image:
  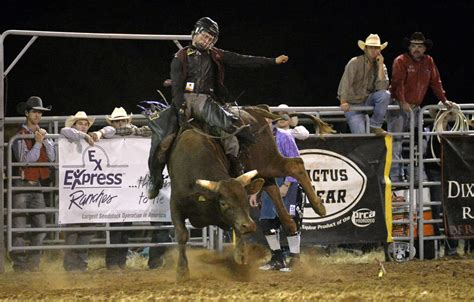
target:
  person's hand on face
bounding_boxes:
[375,53,384,66]
[366,46,381,62]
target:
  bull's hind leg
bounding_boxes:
[284,157,326,216]
[171,207,189,281]
[263,183,297,234]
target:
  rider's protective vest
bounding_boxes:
[175,46,228,101]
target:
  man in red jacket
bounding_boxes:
[11,96,55,272]
[387,32,455,182]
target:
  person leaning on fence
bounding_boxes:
[89,107,152,141]
[10,96,56,272]
[387,32,456,182]
[145,16,289,200]
[337,34,391,136]
[90,107,170,270]
[255,116,303,272]
[60,111,96,271]
[275,104,310,140]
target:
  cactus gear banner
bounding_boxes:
[297,136,392,245]
[441,135,474,238]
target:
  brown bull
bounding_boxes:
[169,129,264,280]
[233,106,328,234]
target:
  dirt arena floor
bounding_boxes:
[1,247,473,301]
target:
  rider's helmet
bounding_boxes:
[192,17,219,50]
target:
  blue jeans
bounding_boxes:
[10,180,47,271]
[344,90,391,133]
[260,178,298,220]
[387,102,429,182]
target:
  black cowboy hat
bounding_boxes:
[16,96,52,114]
[403,32,433,50]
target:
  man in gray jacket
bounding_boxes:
[337,34,391,136]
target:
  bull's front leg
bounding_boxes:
[171,208,189,281]
[233,232,250,265]
[263,184,297,234]
[284,158,326,216]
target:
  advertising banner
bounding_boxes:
[297,136,392,244]
[441,135,474,238]
[58,137,171,224]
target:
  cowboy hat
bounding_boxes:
[106,107,133,124]
[277,104,299,128]
[16,96,52,114]
[403,32,433,50]
[358,34,388,51]
[65,111,95,128]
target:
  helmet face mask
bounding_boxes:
[192,17,219,51]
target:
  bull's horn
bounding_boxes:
[196,179,220,192]
[235,170,258,186]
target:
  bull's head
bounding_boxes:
[196,170,264,235]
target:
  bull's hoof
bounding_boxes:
[176,267,190,282]
[313,203,327,216]
[284,220,297,234]
[234,249,248,265]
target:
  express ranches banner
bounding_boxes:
[441,135,474,238]
[58,137,171,224]
[297,136,392,245]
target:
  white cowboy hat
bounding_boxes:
[358,34,388,51]
[277,104,299,128]
[106,107,133,124]
[65,111,95,128]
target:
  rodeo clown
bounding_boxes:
[145,16,289,199]
[253,112,304,272]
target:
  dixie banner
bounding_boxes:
[58,137,171,224]
[441,135,474,238]
[296,136,392,245]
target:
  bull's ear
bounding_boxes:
[235,170,258,186]
[246,178,265,195]
[196,179,220,192]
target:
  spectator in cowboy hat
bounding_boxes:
[60,111,96,271]
[387,31,457,182]
[89,106,157,270]
[89,107,151,141]
[337,34,391,136]
[11,96,55,272]
[61,111,95,146]
[275,104,310,140]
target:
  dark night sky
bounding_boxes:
[1,0,472,117]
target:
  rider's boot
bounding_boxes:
[199,100,256,144]
[148,163,165,200]
[227,154,245,177]
[146,106,179,199]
